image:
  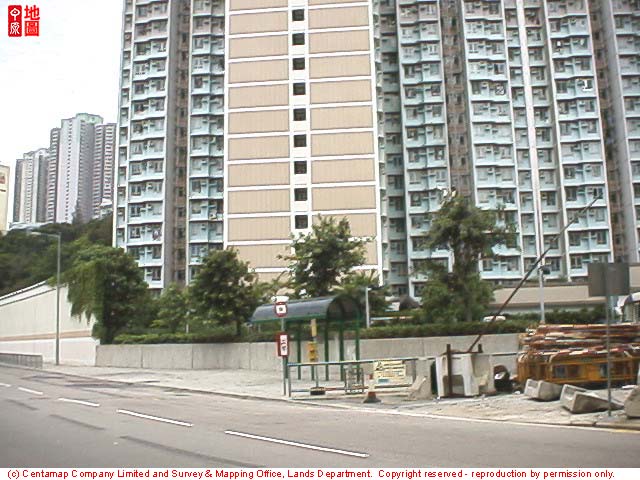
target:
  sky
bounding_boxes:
[0,0,123,225]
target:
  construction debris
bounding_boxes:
[625,387,640,418]
[524,379,563,401]
[560,384,624,414]
[518,324,640,387]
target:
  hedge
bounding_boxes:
[113,319,535,344]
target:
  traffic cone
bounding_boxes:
[363,380,380,404]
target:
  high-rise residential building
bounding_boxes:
[92,123,117,218]
[13,115,116,228]
[0,164,9,233]
[55,113,104,223]
[115,0,639,297]
[45,127,61,223]
[589,0,640,263]
[13,149,49,224]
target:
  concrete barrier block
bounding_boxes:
[407,377,432,400]
[96,345,142,368]
[524,379,563,401]
[561,384,623,414]
[435,354,488,397]
[624,387,640,418]
[407,359,433,400]
[142,344,193,369]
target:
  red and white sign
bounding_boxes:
[7,4,40,38]
[276,332,289,357]
[274,301,288,318]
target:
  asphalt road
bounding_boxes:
[1,365,639,467]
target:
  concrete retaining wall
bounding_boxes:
[0,282,98,365]
[0,352,43,368]
[96,333,520,372]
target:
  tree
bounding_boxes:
[151,283,187,333]
[419,195,514,323]
[337,271,389,315]
[188,249,261,336]
[281,216,368,298]
[0,214,113,296]
[63,245,150,343]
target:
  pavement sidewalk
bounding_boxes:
[39,364,640,432]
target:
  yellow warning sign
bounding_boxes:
[373,360,408,386]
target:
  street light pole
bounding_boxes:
[55,233,61,366]
[365,286,370,329]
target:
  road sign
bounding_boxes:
[373,359,408,387]
[307,341,318,362]
[276,332,289,357]
[274,301,288,318]
[588,263,629,296]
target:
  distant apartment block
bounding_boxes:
[13,149,49,225]
[115,0,640,296]
[14,114,116,228]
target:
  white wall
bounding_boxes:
[0,282,97,365]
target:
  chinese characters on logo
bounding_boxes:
[7,4,39,38]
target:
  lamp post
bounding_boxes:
[365,286,370,329]
[28,231,61,365]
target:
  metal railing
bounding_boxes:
[286,357,420,397]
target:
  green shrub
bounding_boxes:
[114,319,536,344]
[355,319,533,340]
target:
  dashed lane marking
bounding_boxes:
[116,409,193,427]
[224,430,370,458]
[18,387,43,396]
[58,397,100,407]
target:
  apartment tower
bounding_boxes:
[13,149,49,224]
[115,0,638,297]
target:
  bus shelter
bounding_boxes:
[250,295,363,380]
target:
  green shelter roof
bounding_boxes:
[250,295,361,323]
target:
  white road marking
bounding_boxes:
[58,397,100,408]
[18,387,43,395]
[0,382,11,387]
[116,409,193,427]
[224,430,370,458]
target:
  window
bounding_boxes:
[294,160,307,174]
[294,108,306,121]
[292,9,304,21]
[294,135,307,148]
[293,58,305,70]
[292,33,305,46]
[130,227,141,239]
[293,83,306,95]
[295,215,308,229]
[294,188,308,201]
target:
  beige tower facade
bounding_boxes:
[223,0,384,283]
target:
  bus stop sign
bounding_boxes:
[274,301,288,317]
[276,332,289,357]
